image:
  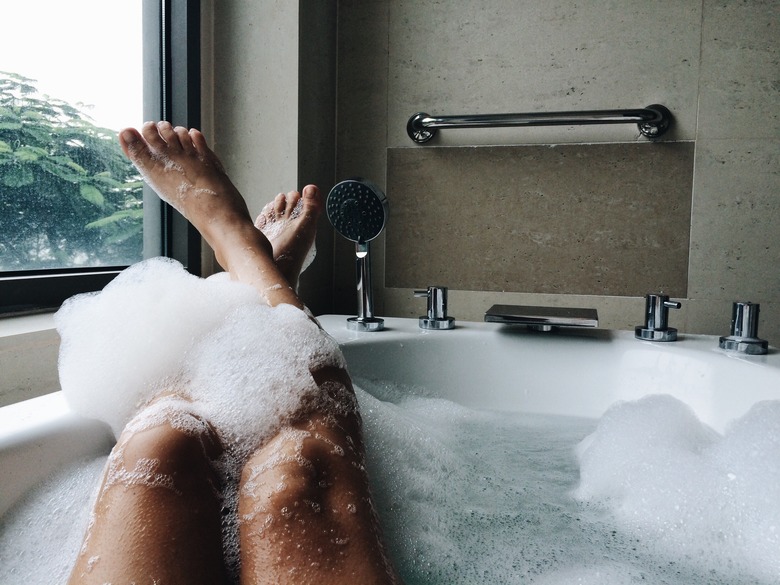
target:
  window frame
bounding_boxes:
[0,0,201,316]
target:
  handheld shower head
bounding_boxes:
[326,179,388,331]
[326,179,388,245]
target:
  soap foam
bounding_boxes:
[55,257,257,436]
[573,395,780,582]
[356,379,600,583]
[0,456,106,585]
[55,257,346,453]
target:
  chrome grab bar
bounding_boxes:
[407,104,671,143]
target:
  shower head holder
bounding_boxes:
[327,179,389,332]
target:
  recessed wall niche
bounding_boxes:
[386,143,694,297]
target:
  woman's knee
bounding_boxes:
[112,406,223,491]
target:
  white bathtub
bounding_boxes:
[322,315,780,432]
[1,315,778,582]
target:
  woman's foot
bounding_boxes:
[119,121,271,269]
[254,186,322,286]
[119,122,302,310]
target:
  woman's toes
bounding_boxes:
[156,121,182,150]
[140,121,167,149]
[119,129,154,169]
[255,201,275,229]
[301,184,322,212]
[273,193,287,216]
[174,126,196,153]
[284,190,303,217]
[189,128,210,155]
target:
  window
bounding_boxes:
[0,0,201,315]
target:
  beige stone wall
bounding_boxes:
[335,0,780,341]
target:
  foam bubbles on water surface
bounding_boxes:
[3,375,778,584]
[55,257,345,451]
[355,379,598,584]
[574,395,780,583]
[356,382,780,585]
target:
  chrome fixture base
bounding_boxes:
[635,326,678,342]
[484,304,598,330]
[718,336,768,355]
[419,316,455,330]
[347,317,385,332]
[719,301,768,355]
[528,324,556,333]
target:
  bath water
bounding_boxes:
[356,381,780,584]
[0,457,106,584]
[2,384,777,584]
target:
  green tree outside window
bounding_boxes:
[0,72,143,270]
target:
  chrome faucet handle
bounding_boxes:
[414,286,455,330]
[719,301,769,355]
[635,293,681,342]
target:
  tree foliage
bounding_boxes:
[0,72,143,270]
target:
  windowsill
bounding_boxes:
[0,312,57,337]
[0,312,60,408]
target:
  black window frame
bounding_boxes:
[0,0,201,316]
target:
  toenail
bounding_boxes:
[121,129,139,144]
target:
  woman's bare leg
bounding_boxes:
[239,366,400,584]
[68,398,229,585]
[119,122,401,583]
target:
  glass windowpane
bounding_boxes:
[0,1,143,271]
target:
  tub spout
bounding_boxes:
[484,304,598,331]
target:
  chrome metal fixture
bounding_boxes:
[327,179,389,332]
[485,304,598,332]
[719,301,769,355]
[635,293,681,342]
[414,286,455,330]
[407,104,672,143]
